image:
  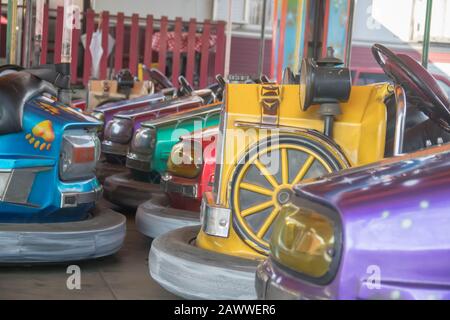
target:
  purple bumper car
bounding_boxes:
[256,143,450,300]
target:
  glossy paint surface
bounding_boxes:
[149,105,221,175]
[0,96,101,222]
[168,127,218,211]
[95,92,165,125]
[196,83,390,259]
[267,143,450,300]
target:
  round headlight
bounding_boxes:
[130,127,156,154]
[166,140,203,178]
[299,58,352,111]
[270,204,337,280]
[104,117,133,143]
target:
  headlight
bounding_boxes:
[166,140,202,178]
[130,126,156,155]
[270,203,339,281]
[104,117,133,143]
[59,130,100,181]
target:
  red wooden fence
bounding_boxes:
[0,4,226,88]
[46,7,226,88]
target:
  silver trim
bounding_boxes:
[393,85,407,156]
[1,167,52,206]
[61,185,103,208]
[201,192,231,238]
[101,140,129,156]
[215,110,228,204]
[160,176,198,199]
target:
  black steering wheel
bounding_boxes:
[177,75,195,97]
[213,74,226,101]
[372,44,450,131]
[145,67,174,91]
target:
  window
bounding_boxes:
[213,0,274,33]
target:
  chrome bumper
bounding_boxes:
[200,192,231,238]
[126,152,151,172]
[61,186,103,208]
[101,140,129,156]
[160,174,198,198]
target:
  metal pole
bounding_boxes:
[62,0,74,64]
[23,0,33,67]
[59,0,74,104]
[258,0,267,77]
[344,0,355,67]
[224,0,233,78]
[393,85,407,156]
[34,0,45,66]
[6,0,18,64]
[422,0,433,68]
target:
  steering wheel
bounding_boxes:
[213,74,226,101]
[177,75,195,97]
[372,44,450,131]
[145,67,174,91]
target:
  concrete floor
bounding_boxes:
[0,203,179,300]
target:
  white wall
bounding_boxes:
[50,0,83,9]
[92,0,214,21]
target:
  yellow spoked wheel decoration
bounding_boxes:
[231,136,341,254]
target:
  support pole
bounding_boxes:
[258,0,267,77]
[344,0,355,67]
[34,0,45,66]
[224,0,232,78]
[62,0,74,64]
[422,0,433,68]
[6,0,18,64]
[23,0,34,67]
[59,0,74,104]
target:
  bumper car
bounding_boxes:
[148,44,449,300]
[136,126,217,238]
[256,146,450,300]
[104,98,222,209]
[92,69,175,182]
[256,44,450,300]
[136,76,270,235]
[90,68,175,132]
[87,67,169,111]
[0,64,126,263]
[97,76,219,183]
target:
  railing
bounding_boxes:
[0,3,226,88]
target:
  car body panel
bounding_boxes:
[102,96,204,158]
[261,143,450,300]
[196,83,391,259]
[0,95,101,223]
[127,102,222,175]
[95,92,166,125]
[165,127,218,211]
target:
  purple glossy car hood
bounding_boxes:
[95,92,165,124]
[113,95,203,130]
[292,143,450,299]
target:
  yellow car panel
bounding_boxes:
[197,82,391,259]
